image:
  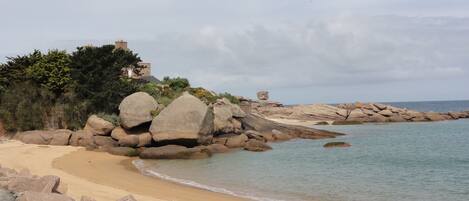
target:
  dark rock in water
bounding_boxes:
[323,142,351,148]
[272,130,293,141]
[244,130,267,142]
[241,114,343,140]
[244,139,272,152]
[332,121,363,125]
[139,145,211,159]
[315,121,329,125]
[107,147,140,157]
[0,189,14,201]
[16,191,74,201]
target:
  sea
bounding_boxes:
[133,100,469,201]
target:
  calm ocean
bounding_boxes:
[133,100,469,201]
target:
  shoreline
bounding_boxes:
[0,140,245,201]
[53,146,246,201]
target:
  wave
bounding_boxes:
[132,159,284,201]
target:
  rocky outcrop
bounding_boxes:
[248,99,467,124]
[119,92,159,129]
[149,93,214,145]
[225,134,248,148]
[139,145,211,159]
[213,98,245,134]
[83,115,115,136]
[257,91,269,100]
[240,113,343,140]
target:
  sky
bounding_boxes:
[1,0,468,104]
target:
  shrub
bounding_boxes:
[161,76,190,91]
[189,87,217,104]
[218,92,240,104]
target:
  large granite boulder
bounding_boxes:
[7,175,60,193]
[69,130,96,148]
[107,147,139,157]
[93,136,118,148]
[241,114,343,140]
[346,109,369,122]
[213,98,244,134]
[118,135,140,147]
[149,93,214,145]
[84,115,115,136]
[16,191,74,201]
[139,145,211,159]
[49,130,73,146]
[244,139,272,152]
[225,134,248,148]
[111,127,152,147]
[119,92,159,129]
[0,189,14,201]
[19,130,72,146]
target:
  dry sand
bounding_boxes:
[0,140,245,201]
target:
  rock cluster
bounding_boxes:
[16,91,343,160]
[0,165,136,201]
[242,97,469,124]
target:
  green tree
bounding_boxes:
[0,50,42,94]
[26,50,72,94]
[70,45,142,113]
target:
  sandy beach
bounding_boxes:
[0,140,245,201]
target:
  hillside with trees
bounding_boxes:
[0,44,238,132]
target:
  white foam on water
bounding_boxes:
[132,159,284,201]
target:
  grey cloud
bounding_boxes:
[1,0,469,103]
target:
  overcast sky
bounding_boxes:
[1,0,469,104]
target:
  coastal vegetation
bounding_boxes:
[0,45,239,132]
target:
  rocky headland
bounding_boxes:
[11,91,343,162]
[240,95,469,125]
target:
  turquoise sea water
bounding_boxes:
[133,101,469,201]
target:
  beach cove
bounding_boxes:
[0,140,244,201]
